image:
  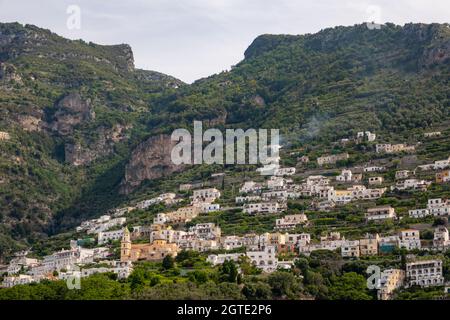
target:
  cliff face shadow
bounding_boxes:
[49,158,128,235]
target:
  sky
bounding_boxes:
[0,0,449,83]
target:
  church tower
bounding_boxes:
[120,227,132,262]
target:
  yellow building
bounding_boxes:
[120,227,178,262]
[359,234,380,256]
[378,269,405,300]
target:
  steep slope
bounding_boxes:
[0,22,184,258]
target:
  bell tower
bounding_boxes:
[121,227,132,262]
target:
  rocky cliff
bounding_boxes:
[120,134,186,194]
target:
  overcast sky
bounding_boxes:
[0,0,449,83]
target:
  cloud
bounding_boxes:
[0,0,449,83]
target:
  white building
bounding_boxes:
[424,132,441,138]
[428,199,450,216]
[192,201,221,213]
[286,233,311,247]
[193,188,221,202]
[406,258,444,288]
[243,202,285,215]
[2,274,36,288]
[98,229,124,245]
[6,254,39,275]
[235,195,262,204]
[409,199,450,218]
[399,229,421,250]
[364,166,385,172]
[266,176,286,189]
[336,169,353,182]
[275,214,308,230]
[246,246,278,273]
[58,261,133,281]
[189,223,221,240]
[366,206,396,222]
[261,190,288,201]
[306,175,330,186]
[434,156,450,170]
[395,170,411,180]
[86,217,127,235]
[348,185,386,200]
[239,181,263,194]
[391,179,431,191]
[221,236,245,250]
[207,253,245,266]
[409,208,430,218]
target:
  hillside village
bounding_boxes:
[1,128,450,300]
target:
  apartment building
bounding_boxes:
[336,169,353,182]
[399,229,421,250]
[341,240,360,258]
[206,253,245,266]
[433,226,450,249]
[366,206,396,222]
[359,234,380,256]
[406,258,444,288]
[189,223,221,240]
[192,188,221,202]
[239,181,263,194]
[377,269,405,300]
[275,214,308,230]
[243,202,285,215]
[235,195,262,204]
[98,229,124,245]
[246,246,278,273]
[317,153,349,166]
[395,170,410,180]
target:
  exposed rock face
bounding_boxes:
[64,124,130,166]
[421,40,450,67]
[119,44,135,72]
[0,62,22,84]
[50,93,94,136]
[120,134,185,194]
[18,114,43,132]
[64,143,94,167]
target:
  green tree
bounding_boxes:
[219,260,239,283]
[328,272,372,300]
[268,272,301,299]
[162,255,175,270]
